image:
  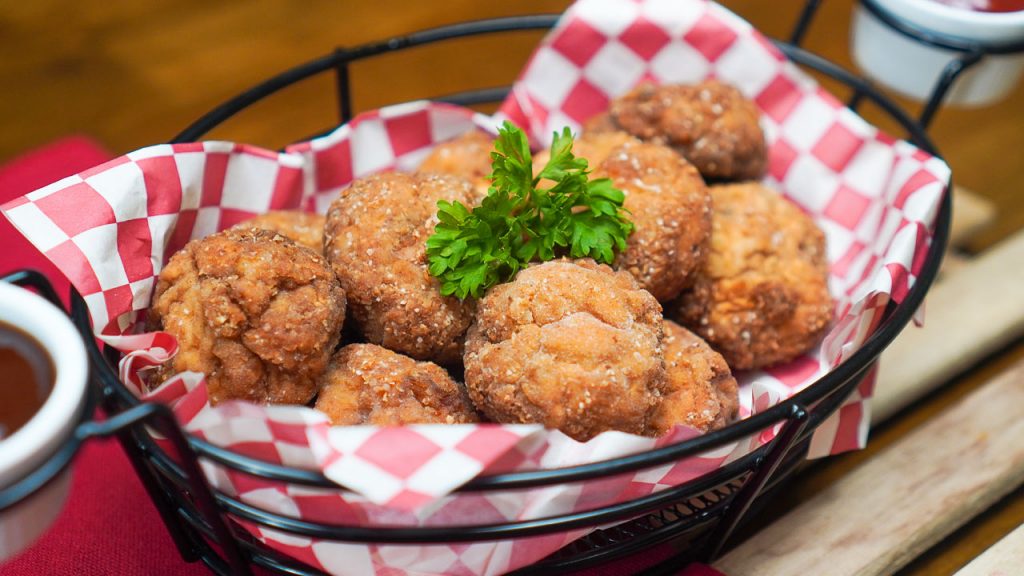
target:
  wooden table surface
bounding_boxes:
[2,1,1021,574]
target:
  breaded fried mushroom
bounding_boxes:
[324,172,484,364]
[149,228,346,405]
[419,130,494,193]
[668,182,833,370]
[464,259,666,441]
[648,320,738,435]
[231,210,326,253]
[586,80,767,181]
[315,344,478,426]
[581,133,711,302]
[533,132,712,302]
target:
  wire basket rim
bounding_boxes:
[70,13,952,493]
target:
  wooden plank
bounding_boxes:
[938,249,971,278]
[937,248,966,278]
[950,187,997,248]
[954,522,1024,576]
[714,358,1024,576]
[939,186,994,279]
[872,228,1024,424]
[2,1,1022,250]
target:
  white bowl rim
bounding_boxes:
[878,0,1024,29]
[0,282,88,487]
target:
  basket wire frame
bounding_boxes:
[857,0,1024,129]
[2,1,963,574]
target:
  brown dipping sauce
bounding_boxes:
[0,321,54,440]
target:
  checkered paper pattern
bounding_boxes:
[1,0,949,574]
[499,0,949,458]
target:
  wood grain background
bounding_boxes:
[2,2,1021,573]
[1,1,1021,250]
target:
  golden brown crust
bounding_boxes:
[418,130,494,184]
[323,172,483,365]
[581,133,712,302]
[231,211,326,253]
[314,344,478,425]
[667,182,833,370]
[587,80,767,181]
[531,132,712,302]
[150,228,346,405]
[583,111,618,134]
[648,320,738,435]
[464,259,666,441]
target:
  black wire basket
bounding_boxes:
[1,2,966,575]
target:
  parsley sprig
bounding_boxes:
[426,121,634,300]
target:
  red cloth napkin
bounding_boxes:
[0,136,112,305]
[1,437,217,575]
[2,436,725,576]
[0,137,727,576]
[0,136,211,574]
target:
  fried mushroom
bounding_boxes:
[579,133,712,302]
[464,259,666,441]
[668,182,832,370]
[231,210,326,253]
[315,344,478,425]
[149,228,346,405]
[587,80,767,181]
[323,172,483,364]
[418,130,494,192]
[648,320,738,435]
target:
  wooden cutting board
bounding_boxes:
[713,189,1024,576]
[715,358,1024,576]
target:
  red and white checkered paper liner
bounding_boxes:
[1,0,949,574]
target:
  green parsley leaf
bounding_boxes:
[426,121,634,299]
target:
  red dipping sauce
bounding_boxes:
[930,0,1024,12]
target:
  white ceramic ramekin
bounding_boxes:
[852,0,1024,106]
[0,282,88,560]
